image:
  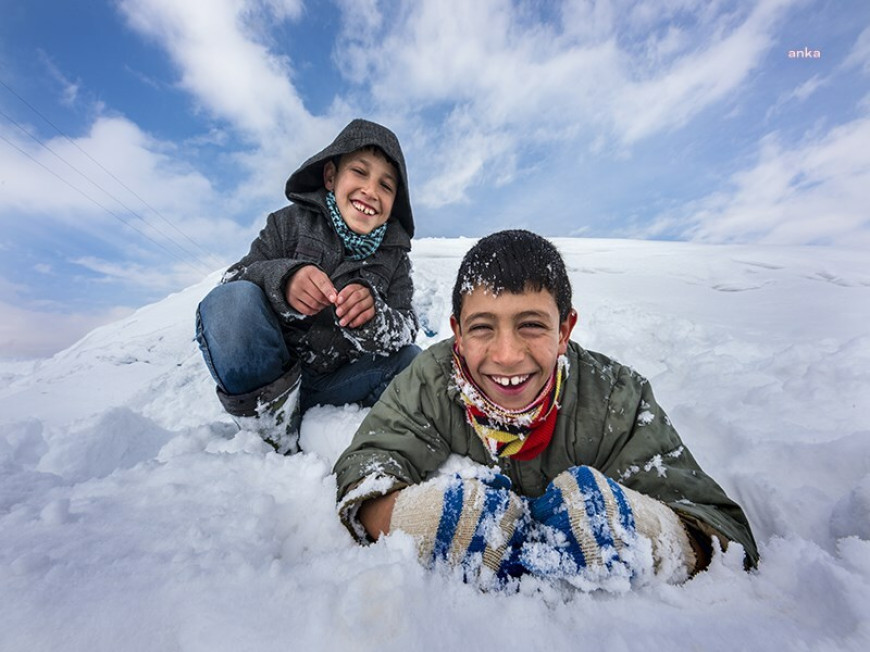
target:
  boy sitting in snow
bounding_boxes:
[333,230,758,588]
[196,119,420,454]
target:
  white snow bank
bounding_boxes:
[1,238,869,651]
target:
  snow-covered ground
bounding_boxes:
[1,237,869,651]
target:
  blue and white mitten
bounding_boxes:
[523,466,696,584]
[389,473,528,585]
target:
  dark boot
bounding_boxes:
[216,363,302,454]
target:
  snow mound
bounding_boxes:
[1,238,869,651]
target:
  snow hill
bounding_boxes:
[1,237,869,651]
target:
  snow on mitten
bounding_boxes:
[524,465,696,584]
[389,473,528,584]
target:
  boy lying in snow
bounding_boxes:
[333,230,758,589]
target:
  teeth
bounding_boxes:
[492,374,530,387]
[352,201,376,216]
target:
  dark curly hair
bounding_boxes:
[451,230,573,322]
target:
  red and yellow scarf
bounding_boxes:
[452,345,567,461]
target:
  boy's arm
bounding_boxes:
[222,209,318,318]
[337,254,419,354]
[597,367,759,569]
[333,348,455,541]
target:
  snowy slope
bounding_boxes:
[1,238,869,652]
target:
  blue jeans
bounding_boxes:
[196,281,420,412]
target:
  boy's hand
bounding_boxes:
[336,283,375,328]
[286,265,337,315]
[523,465,696,583]
[388,475,528,583]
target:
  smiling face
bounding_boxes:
[450,285,577,410]
[323,148,398,235]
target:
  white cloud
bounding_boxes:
[0,116,211,215]
[768,20,870,118]
[844,25,870,74]
[0,298,134,360]
[0,113,246,282]
[36,50,82,106]
[4,0,865,359]
[329,0,800,206]
[774,74,826,111]
[108,0,806,214]
[70,255,215,294]
[670,114,870,247]
[114,0,356,218]
[117,0,313,140]
[613,0,796,143]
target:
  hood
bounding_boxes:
[285,119,414,238]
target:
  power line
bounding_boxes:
[0,130,212,279]
[0,106,216,275]
[0,77,225,273]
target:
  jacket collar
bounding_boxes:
[288,188,412,252]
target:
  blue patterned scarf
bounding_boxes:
[326,191,388,261]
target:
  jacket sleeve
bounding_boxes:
[596,367,759,568]
[221,210,311,319]
[338,252,419,355]
[332,350,455,539]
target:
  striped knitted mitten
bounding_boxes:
[523,465,696,584]
[389,473,528,585]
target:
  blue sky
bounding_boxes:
[1,0,868,359]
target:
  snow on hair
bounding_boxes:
[451,230,573,321]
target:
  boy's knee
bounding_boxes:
[393,344,421,372]
[196,281,291,395]
[199,280,264,316]
[360,345,420,406]
[198,281,281,342]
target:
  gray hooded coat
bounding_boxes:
[223,120,418,374]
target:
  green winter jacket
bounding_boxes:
[334,338,759,568]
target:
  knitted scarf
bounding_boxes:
[452,345,567,461]
[326,191,388,261]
